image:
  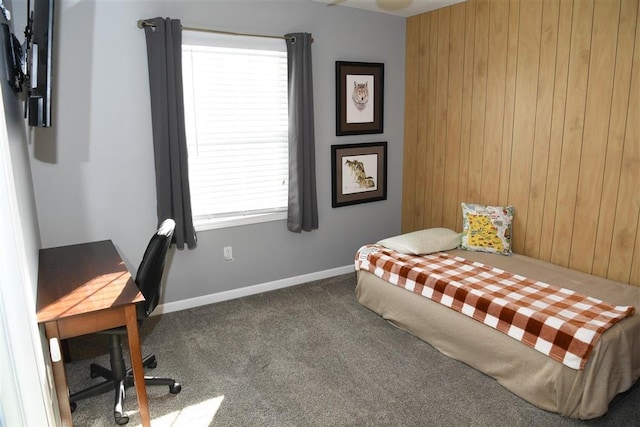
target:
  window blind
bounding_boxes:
[182,34,289,226]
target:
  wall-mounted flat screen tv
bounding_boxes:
[27,0,54,127]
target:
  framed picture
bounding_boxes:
[335,61,384,136]
[331,142,387,207]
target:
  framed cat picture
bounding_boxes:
[331,142,387,207]
[335,61,384,136]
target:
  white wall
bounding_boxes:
[0,0,56,423]
[29,0,406,305]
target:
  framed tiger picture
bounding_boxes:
[335,61,384,136]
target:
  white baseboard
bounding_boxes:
[153,264,355,315]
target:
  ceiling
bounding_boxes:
[311,0,466,18]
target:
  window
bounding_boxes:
[182,32,289,230]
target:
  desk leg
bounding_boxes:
[44,322,73,427]
[125,305,150,427]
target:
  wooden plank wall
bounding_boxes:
[402,0,640,286]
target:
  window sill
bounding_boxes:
[194,211,287,231]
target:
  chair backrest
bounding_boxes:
[135,219,176,317]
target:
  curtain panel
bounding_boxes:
[142,17,197,249]
[285,32,318,233]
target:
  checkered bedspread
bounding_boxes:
[355,245,635,370]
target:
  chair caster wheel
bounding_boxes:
[115,412,129,425]
[70,402,77,413]
[170,382,182,394]
[89,364,99,378]
[144,354,157,369]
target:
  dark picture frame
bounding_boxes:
[331,142,387,207]
[335,61,384,136]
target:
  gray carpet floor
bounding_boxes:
[65,273,640,426]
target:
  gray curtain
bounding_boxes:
[143,17,196,249]
[285,33,318,232]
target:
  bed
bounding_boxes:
[355,244,640,420]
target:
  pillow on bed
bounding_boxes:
[377,228,462,255]
[461,203,514,255]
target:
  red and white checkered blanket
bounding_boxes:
[355,245,635,370]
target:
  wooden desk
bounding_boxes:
[37,240,151,427]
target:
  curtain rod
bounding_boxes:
[137,20,313,43]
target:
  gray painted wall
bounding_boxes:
[29,0,406,305]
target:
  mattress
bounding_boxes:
[355,248,640,419]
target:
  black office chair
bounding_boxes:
[70,219,182,425]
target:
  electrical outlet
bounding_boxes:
[223,246,233,261]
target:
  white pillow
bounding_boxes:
[377,228,462,255]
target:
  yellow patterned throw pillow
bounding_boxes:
[461,203,514,255]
